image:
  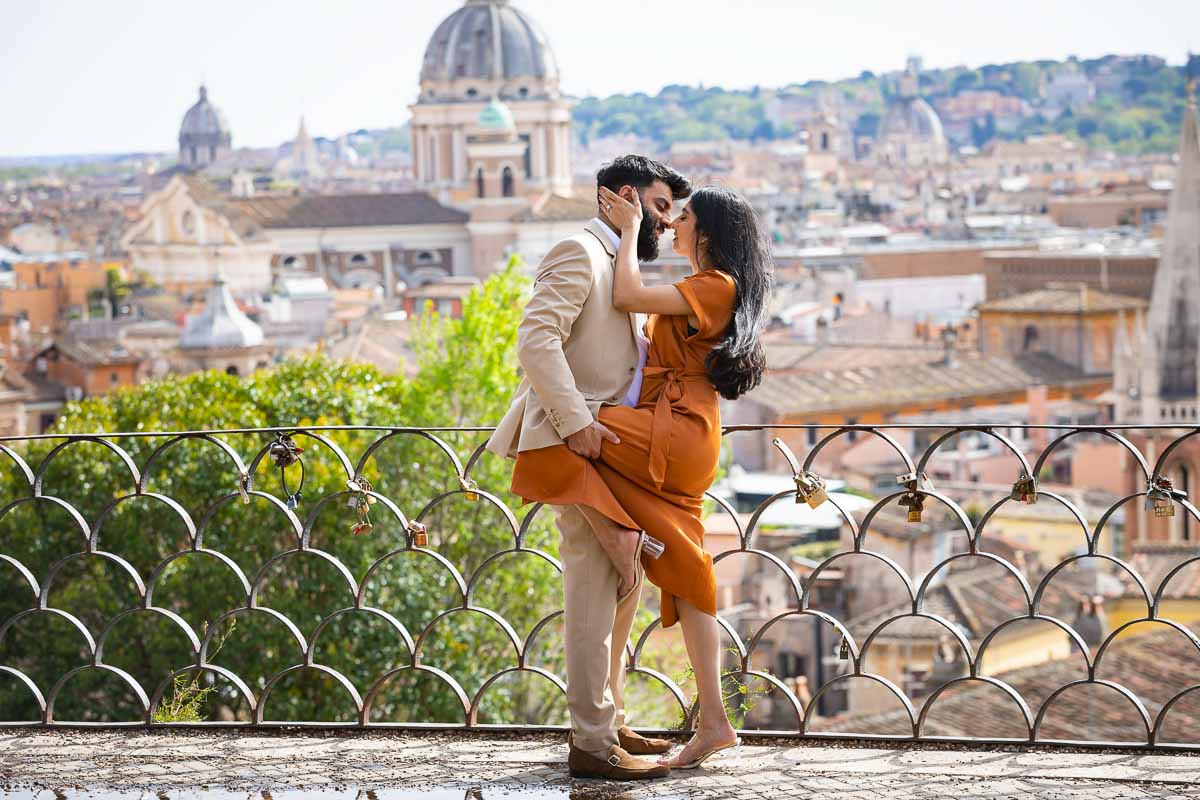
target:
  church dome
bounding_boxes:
[420,0,558,87]
[180,273,264,350]
[180,85,231,139]
[478,99,516,131]
[878,96,946,146]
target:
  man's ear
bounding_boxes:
[619,185,637,202]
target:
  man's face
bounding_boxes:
[621,179,675,262]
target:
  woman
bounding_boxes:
[511,183,773,768]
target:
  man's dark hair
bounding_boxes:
[596,155,691,200]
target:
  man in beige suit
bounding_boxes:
[487,156,691,780]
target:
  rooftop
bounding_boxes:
[977,285,1150,314]
[231,192,468,229]
[751,343,1098,416]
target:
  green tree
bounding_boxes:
[0,258,570,726]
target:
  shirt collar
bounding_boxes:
[590,217,621,253]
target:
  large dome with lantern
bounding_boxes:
[419,0,559,101]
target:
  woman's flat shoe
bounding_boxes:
[664,737,741,770]
[617,532,649,604]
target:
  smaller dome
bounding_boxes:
[180,85,231,138]
[879,97,946,144]
[478,99,516,131]
[181,273,264,350]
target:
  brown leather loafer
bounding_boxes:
[567,743,670,780]
[618,725,672,755]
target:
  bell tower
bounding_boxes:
[1115,74,1200,424]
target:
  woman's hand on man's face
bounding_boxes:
[599,186,642,234]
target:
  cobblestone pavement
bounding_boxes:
[0,730,1198,799]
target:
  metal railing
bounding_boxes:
[0,422,1198,750]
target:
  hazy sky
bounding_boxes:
[3,0,1198,157]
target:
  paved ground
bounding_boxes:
[0,730,1198,799]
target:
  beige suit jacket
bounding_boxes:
[487,219,640,458]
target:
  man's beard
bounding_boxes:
[636,205,662,261]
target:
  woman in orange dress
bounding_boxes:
[511,184,773,768]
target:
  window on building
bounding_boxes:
[519,86,529,98]
[110,372,119,384]
[349,253,369,266]
[225,365,239,376]
[1023,325,1039,352]
[502,166,515,197]
[39,414,56,433]
[519,132,532,177]
[476,167,485,198]
[282,255,301,269]
[465,87,478,98]
[415,251,440,265]
[846,417,858,443]
[807,425,818,446]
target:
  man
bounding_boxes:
[487,155,691,780]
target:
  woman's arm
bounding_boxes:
[600,186,694,317]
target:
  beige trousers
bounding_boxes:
[554,503,643,756]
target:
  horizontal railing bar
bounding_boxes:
[1,421,1198,444]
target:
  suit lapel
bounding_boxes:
[584,220,640,342]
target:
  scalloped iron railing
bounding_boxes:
[0,423,1198,750]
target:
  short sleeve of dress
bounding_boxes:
[674,269,737,340]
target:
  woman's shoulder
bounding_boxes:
[681,268,736,297]
[674,269,737,340]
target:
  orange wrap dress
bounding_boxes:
[511,269,736,628]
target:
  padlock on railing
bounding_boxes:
[459,476,480,502]
[1011,472,1038,505]
[898,491,924,523]
[347,477,378,536]
[1146,475,1186,518]
[794,471,829,509]
[896,471,935,492]
[407,520,428,547]
[269,433,304,468]
[270,432,305,510]
[838,635,850,660]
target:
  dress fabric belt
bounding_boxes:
[641,366,710,489]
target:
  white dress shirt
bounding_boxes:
[591,218,649,407]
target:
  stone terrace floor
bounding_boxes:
[1,730,1199,799]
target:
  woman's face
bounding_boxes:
[670,201,701,262]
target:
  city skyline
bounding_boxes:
[3,0,1199,158]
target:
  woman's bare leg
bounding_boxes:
[660,597,738,766]
[576,505,640,598]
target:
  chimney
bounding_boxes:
[940,326,959,368]
[815,316,831,346]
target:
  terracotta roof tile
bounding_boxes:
[977,286,1149,314]
[230,193,468,229]
[751,344,1095,416]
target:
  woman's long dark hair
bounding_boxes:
[688,187,773,400]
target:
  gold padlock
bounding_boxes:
[1153,497,1176,518]
[407,520,428,547]
[795,472,828,509]
[899,492,924,523]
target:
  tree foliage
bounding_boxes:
[573,54,1193,153]
[0,258,575,725]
